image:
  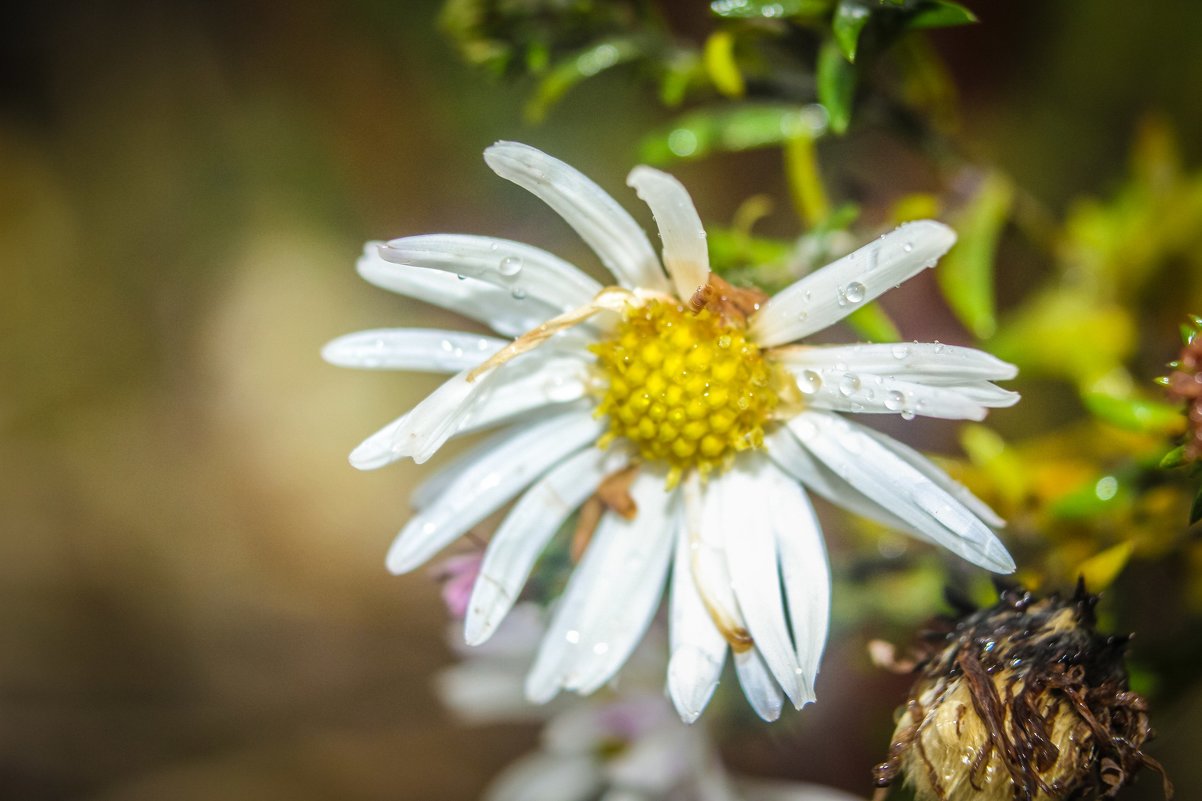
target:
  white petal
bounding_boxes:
[357,241,554,337]
[465,446,629,646]
[765,428,932,542]
[856,425,1005,528]
[565,491,678,695]
[485,752,602,801]
[762,462,829,696]
[458,355,593,432]
[385,412,603,574]
[379,234,602,312]
[627,165,710,300]
[714,460,804,708]
[734,649,784,722]
[775,341,1018,385]
[435,660,543,724]
[525,474,675,703]
[485,142,670,293]
[321,328,504,372]
[790,367,1007,420]
[349,347,592,470]
[668,480,727,723]
[750,221,956,347]
[792,411,1014,573]
[410,426,520,511]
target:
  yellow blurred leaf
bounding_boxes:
[703,31,745,98]
[1074,540,1135,592]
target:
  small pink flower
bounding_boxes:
[432,552,483,619]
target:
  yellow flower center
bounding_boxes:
[591,298,786,482]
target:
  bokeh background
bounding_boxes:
[4,1,1202,799]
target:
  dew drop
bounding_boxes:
[565,630,581,644]
[456,274,467,281]
[499,255,523,276]
[900,409,916,421]
[440,339,454,352]
[843,281,866,304]
[798,369,823,395]
[902,241,913,253]
[885,390,905,411]
[511,287,528,300]
[891,344,910,359]
[838,373,861,397]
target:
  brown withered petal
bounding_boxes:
[873,584,1171,801]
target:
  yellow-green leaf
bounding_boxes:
[937,171,1013,339]
[1074,540,1135,592]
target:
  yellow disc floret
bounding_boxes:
[591,298,786,481]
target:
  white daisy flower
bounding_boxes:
[324,141,1019,723]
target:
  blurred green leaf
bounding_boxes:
[1161,445,1189,469]
[833,1,872,62]
[937,171,1013,339]
[639,104,819,163]
[783,127,829,227]
[816,38,856,135]
[907,0,978,29]
[959,423,1027,507]
[1083,391,1185,434]
[525,37,643,122]
[990,292,1134,385]
[1050,474,1128,520]
[707,227,793,274]
[703,30,746,97]
[710,0,833,20]
[845,303,901,342]
[1075,540,1135,592]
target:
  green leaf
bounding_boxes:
[524,38,642,123]
[844,302,901,342]
[1161,445,1189,469]
[703,31,745,97]
[907,0,978,29]
[1050,474,1127,520]
[1192,487,1202,525]
[1083,391,1185,434]
[710,0,834,20]
[816,38,856,135]
[639,104,820,164]
[937,171,1013,339]
[1074,540,1135,592]
[989,291,1134,385]
[833,1,872,63]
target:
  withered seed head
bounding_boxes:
[874,584,1170,801]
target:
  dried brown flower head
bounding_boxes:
[874,585,1170,801]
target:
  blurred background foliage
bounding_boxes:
[3,0,1202,799]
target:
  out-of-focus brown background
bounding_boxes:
[3,1,1201,799]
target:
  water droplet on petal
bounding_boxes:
[511,287,528,300]
[900,409,916,421]
[838,373,861,397]
[499,256,523,276]
[798,369,823,395]
[885,390,905,411]
[843,281,866,304]
[902,241,913,253]
[891,344,910,359]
